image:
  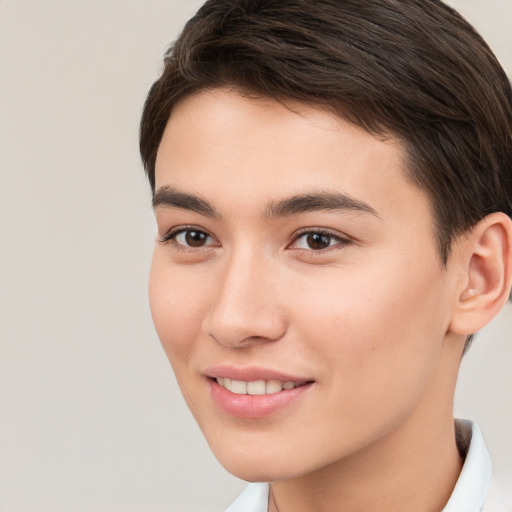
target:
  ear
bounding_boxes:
[449,212,512,336]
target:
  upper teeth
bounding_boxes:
[216,378,300,395]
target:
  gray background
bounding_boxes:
[0,1,510,510]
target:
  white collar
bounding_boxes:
[443,420,492,511]
[225,420,493,512]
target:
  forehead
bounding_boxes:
[154,88,429,223]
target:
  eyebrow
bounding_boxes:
[152,187,379,219]
[265,191,379,218]
[152,186,220,218]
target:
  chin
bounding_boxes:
[208,439,316,483]
[221,459,295,483]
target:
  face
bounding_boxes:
[150,89,460,482]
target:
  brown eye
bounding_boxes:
[184,230,209,247]
[290,230,350,252]
[165,228,216,248]
[305,233,332,250]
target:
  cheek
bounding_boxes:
[148,254,209,365]
[294,254,449,392]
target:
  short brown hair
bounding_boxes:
[140,0,512,264]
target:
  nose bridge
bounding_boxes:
[204,244,286,347]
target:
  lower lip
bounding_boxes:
[209,380,313,419]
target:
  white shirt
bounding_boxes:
[225,420,511,512]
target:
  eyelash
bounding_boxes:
[289,228,352,253]
[159,226,351,253]
[159,226,217,250]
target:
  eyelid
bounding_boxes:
[288,227,352,251]
[158,225,351,252]
[158,225,219,247]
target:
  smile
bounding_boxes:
[209,375,314,419]
[215,377,306,395]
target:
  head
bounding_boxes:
[140,0,512,482]
[141,0,512,260]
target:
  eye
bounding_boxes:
[160,227,217,248]
[290,230,350,251]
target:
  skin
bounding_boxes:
[150,88,473,512]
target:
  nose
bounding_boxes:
[202,250,288,348]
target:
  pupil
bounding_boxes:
[307,233,330,250]
[185,230,207,247]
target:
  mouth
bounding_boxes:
[214,377,308,395]
[205,369,315,419]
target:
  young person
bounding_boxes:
[139,1,512,510]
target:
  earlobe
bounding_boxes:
[449,212,512,336]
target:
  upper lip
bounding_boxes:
[204,365,313,383]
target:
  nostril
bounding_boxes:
[203,308,288,348]
[206,330,284,348]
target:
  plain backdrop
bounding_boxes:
[0,1,510,511]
